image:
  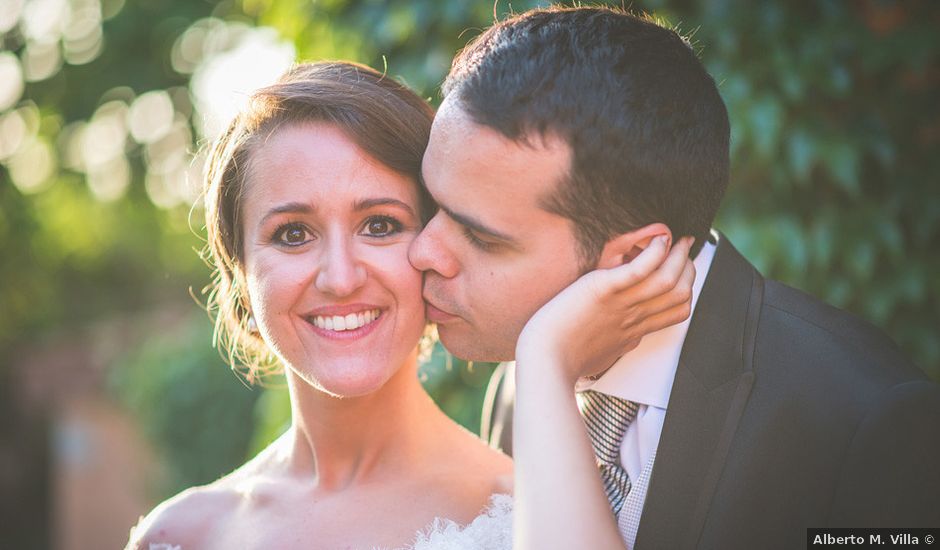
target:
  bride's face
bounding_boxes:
[240,122,427,397]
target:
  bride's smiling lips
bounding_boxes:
[303,303,385,341]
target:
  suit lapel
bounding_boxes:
[634,235,763,549]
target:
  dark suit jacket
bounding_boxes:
[482,234,940,549]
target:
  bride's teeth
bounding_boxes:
[313,309,380,332]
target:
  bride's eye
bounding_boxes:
[361,215,403,237]
[273,223,313,246]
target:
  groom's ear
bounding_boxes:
[594,223,672,269]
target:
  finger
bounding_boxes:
[592,235,670,296]
[620,259,695,323]
[647,236,694,292]
[625,298,693,339]
[609,236,693,299]
[600,235,671,290]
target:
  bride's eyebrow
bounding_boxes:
[354,197,416,217]
[260,202,313,225]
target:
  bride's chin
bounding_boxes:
[289,364,399,399]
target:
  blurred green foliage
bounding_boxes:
[689,0,940,373]
[1,0,937,503]
[108,314,260,495]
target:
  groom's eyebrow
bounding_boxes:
[437,203,515,243]
[419,168,516,244]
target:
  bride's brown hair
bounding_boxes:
[202,61,435,383]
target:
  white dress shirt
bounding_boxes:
[575,238,717,545]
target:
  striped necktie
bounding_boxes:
[577,390,639,515]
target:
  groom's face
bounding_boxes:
[408,100,585,362]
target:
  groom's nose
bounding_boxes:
[409,211,459,279]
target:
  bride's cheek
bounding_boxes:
[384,250,426,323]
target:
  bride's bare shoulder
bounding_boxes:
[491,469,514,496]
[124,481,240,550]
[126,437,292,549]
[443,423,514,497]
[478,444,514,495]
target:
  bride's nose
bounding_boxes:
[315,235,367,297]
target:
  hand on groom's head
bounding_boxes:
[516,235,695,386]
[594,222,674,270]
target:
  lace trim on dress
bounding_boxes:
[149,493,513,550]
[394,493,513,550]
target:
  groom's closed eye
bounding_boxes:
[437,204,518,252]
[462,226,499,251]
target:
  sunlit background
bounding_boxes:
[1,1,938,548]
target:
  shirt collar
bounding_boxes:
[575,237,718,409]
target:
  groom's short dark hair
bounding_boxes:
[443,6,730,262]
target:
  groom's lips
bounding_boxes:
[425,301,458,323]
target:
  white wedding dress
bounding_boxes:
[401,493,513,550]
[149,493,513,550]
